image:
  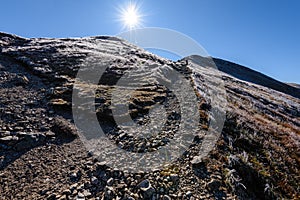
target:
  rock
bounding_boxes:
[77,183,85,191]
[107,177,114,186]
[50,117,77,138]
[163,195,171,200]
[82,189,91,198]
[70,172,78,180]
[32,65,52,75]
[118,132,127,140]
[49,99,70,109]
[138,179,156,198]
[47,193,57,200]
[62,189,71,195]
[45,131,56,137]
[169,174,179,182]
[185,191,192,197]
[98,171,108,182]
[91,176,98,185]
[0,135,17,142]
[87,150,94,157]
[207,180,221,191]
[14,126,24,131]
[14,75,29,86]
[70,173,81,184]
[70,183,78,191]
[191,156,202,165]
[138,179,150,188]
[104,187,115,200]
[76,192,85,200]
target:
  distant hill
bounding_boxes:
[212,58,300,99]
[184,55,300,99]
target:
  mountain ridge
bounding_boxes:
[2,31,299,95]
[182,54,299,99]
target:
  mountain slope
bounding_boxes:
[0,32,299,199]
[183,55,300,99]
[213,58,300,99]
[288,83,300,89]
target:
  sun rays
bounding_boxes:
[118,1,144,30]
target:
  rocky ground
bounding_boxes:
[0,32,299,199]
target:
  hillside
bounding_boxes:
[0,32,299,200]
[287,83,300,89]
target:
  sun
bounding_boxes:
[119,2,143,30]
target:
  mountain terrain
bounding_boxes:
[0,32,299,200]
[287,83,300,89]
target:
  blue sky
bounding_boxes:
[0,0,299,83]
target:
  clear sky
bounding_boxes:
[0,0,299,83]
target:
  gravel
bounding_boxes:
[0,32,299,200]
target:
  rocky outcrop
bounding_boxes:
[0,32,299,199]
